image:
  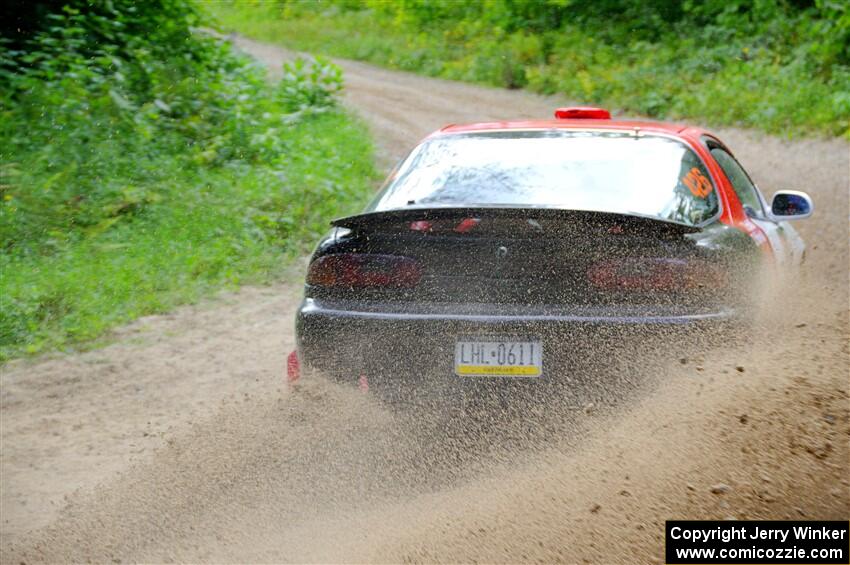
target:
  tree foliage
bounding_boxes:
[1,0,348,251]
[0,0,374,359]
[223,0,849,137]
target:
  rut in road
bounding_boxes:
[1,36,848,563]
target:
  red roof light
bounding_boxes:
[554,107,611,120]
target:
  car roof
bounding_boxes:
[436,118,689,137]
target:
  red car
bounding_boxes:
[288,107,813,405]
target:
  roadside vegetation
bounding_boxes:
[209,0,849,138]
[0,0,377,360]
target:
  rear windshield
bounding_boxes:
[367,131,719,226]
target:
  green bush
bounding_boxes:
[0,1,377,360]
[208,0,849,138]
[279,56,344,112]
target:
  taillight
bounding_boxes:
[307,253,422,288]
[587,258,726,292]
[454,217,480,233]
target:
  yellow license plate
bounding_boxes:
[454,339,543,378]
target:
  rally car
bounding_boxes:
[287,107,812,404]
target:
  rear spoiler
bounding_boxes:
[331,207,702,235]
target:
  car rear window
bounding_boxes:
[368,131,720,226]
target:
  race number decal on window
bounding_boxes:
[683,167,713,198]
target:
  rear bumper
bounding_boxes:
[298,297,734,325]
[295,298,736,402]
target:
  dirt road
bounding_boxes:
[1,36,848,563]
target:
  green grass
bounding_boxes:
[0,1,380,361]
[0,112,377,360]
[206,1,850,139]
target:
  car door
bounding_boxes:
[706,142,803,266]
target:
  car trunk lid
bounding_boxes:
[322,207,715,306]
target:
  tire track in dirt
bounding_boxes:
[1,36,847,563]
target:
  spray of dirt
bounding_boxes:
[1,36,847,563]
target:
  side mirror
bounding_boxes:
[771,190,813,220]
